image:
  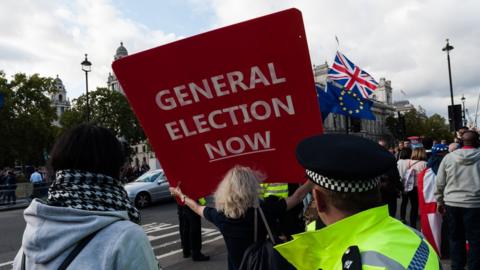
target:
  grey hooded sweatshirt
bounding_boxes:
[13,199,159,270]
[435,148,480,208]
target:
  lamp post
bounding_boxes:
[442,39,455,130]
[81,54,92,122]
[461,95,466,126]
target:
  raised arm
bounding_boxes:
[284,180,314,210]
[169,186,206,217]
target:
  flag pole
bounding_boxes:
[475,91,480,129]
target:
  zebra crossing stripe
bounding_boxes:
[145,224,179,233]
[156,235,224,260]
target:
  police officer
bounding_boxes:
[275,134,441,270]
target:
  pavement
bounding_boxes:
[0,199,30,212]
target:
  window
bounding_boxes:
[58,94,63,102]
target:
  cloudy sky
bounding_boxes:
[1,0,479,119]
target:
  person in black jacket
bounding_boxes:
[378,140,403,217]
[0,169,6,203]
[170,166,312,270]
[5,170,17,205]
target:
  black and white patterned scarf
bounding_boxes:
[47,170,140,224]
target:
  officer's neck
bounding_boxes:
[320,209,352,226]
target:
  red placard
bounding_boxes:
[113,8,323,199]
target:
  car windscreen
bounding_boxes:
[135,171,163,182]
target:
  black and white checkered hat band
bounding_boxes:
[305,169,380,193]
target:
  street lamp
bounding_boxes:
[81,54,92,122]
[461,95,466,126]
[442,39,455,130]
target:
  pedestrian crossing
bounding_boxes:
[142,222,223,261]
[0,222,223,269]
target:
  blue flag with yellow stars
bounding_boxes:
[317,81,375,121]
[0,93,4,109]
[315,83,337,121]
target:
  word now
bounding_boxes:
[205,131,273,162]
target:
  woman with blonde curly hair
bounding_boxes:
[170,165,312,270]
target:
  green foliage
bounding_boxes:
[0,72,58,167]
[60,87,145,145]
[386,108,453,142]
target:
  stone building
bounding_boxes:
[50,75,70,126]
[107,42,128,94]
[313,63,396,141]
[107,42,160,170]
[393,100,415,115]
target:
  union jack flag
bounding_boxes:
[328,51,378,99]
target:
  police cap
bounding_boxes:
[296,134,396,193]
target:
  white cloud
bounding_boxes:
[198,0,480,118]
[0,0,178,100]
[1,0,479,120]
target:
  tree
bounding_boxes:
[385,108,453,142]
[60,87,145,145]
[0,72,58,167]
[424,114,453,141]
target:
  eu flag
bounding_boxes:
[316,81,375,121]
[315,83,337,121]
[0,93,4,109]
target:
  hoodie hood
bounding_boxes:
[451,148,480,165]
[22,199,129,264]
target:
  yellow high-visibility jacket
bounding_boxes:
[261,183,289,199]
[275,205,441,270]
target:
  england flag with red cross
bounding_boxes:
[328,51,378,99]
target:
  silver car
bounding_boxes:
[124,169,171,208]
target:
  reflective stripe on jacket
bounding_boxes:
[275,205,441,270]
[261,183,289,198]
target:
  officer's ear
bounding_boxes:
[312,187,327,213]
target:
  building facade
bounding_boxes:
[393,100,415,115]
[107,42,160,170]
[50,75,71,126]
[313,63,396,141]
[107,42,128,94]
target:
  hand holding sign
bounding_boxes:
[113,9,323,199]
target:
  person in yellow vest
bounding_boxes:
[262,183,305,239]
[275,134,441,270]
[261,183,289,199]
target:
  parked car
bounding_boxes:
[124,169,171,208]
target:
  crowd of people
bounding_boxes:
[377,127,479,270]
[8,123,480,269]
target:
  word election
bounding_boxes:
[165,95,294,141]
[155,62,286,111]
[157,62,298,162]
